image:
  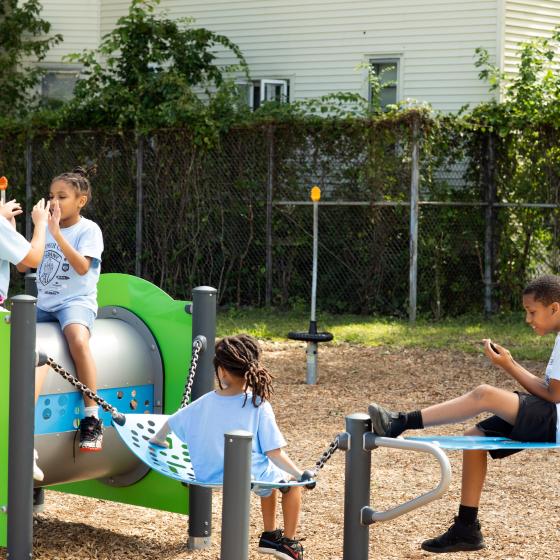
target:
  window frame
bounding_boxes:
[366,55,402,109]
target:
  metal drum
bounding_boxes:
[34,306,163,487]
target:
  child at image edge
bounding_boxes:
[369,274,560,553]
[0,196,50,481]
[150,334,306,560]
[35,165,104,457]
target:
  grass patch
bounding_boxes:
[217,308,553,362]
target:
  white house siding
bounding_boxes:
[33,0,101,67]
[92,0,499,113]
[503,0,560,75]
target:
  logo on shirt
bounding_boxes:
[62,263,69,272]
[38,250,62,286]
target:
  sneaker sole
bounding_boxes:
[272,550,302,560]
[256,546,278,555]
[79,447,103,453]
[368,404,389,436]
[421,542,486,553]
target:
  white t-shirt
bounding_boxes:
[0,217,31,301]
[36,217,103,314]
[544,333,560,442]
[168,391,287,484]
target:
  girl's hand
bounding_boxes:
[0,199,22,221]
[149,435,170,448]
[482,339,513,367]
[48,199,61,237]
[31,199,50,227]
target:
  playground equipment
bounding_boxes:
[0,176,6,205]
[0,274,218,557]
[288,185,333,384]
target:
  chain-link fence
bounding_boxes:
[5,119,560,318]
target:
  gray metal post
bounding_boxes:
[306,198,320,384]
[342,413,371,560]
[7,295,38,560]
[188,286,217,550]
[25,140,33,241]
[265,126,274,307]
[220,430,252,560]
[484,134,496,317]
[135,135,144,278]
[25,273,37,297]
[408,118,420,323]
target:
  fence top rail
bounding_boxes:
[274,200,560,208]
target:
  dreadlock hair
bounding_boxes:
[523,275,560,306]
[52,164,97,207]
[213,334,274,407]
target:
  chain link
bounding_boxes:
[180,337,205,409]
[313,435,340,475]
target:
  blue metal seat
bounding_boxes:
[406,435,560,450]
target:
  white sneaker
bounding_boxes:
[33,449,44,482]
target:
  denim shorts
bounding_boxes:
[37,306,96,333]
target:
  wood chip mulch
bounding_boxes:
[2,342,559,559]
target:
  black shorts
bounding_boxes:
[476,392,557,459]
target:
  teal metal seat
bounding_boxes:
[406,435,560,450]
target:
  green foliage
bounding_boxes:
[0,0,61,118]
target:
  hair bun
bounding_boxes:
[73,164,98,180]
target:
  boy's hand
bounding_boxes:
[149,435,170,448]
[48,199,61,237]
[482,339,513,366]
[0,199,22,221]
[31,199,50,227]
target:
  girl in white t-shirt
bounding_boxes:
[151,334,307,560]
[34,166,104,454]
[369,274,560,554]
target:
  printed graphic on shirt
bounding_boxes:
[39,249,63,286]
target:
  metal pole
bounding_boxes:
[311,200,318,324]
[265,126,274,307]
[25,140,33,241]
[408,118,420,323]
[342,413,371,560]
[25,273,37,298]
[135,135,144,278]
[484,134,496,317]
[220,430,252,560]
[7,295,37,560]
[188,286,217,550]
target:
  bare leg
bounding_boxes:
[35,364,49,404]
[261,490,278,532]
[282,486,302,539]
[460,427,487,507]
[422,385,519,427]
[64,324,97,408]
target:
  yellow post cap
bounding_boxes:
[310,185,321,202]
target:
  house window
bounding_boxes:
[239,79,289,110]
[41,70,79,101]
[369,59,399,109]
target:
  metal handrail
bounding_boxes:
[361,434,452,525]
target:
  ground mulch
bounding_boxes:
[2,342,559,559]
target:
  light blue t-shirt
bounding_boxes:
[36,217,103,314]
[0,216,31,301]
[168,391,288,485]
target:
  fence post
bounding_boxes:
[408,117,420,323]
[188,286,217,550]
[265,126,274,307]
[135,134,144,278]
[483,133,496,317]
[25,139,33,241]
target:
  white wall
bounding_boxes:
[503,0,560,74]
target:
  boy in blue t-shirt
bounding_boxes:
[151,334,306,560]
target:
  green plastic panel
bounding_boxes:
[0,308,9,547]
[50,274,192,514]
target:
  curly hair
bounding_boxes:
[523,274,560,306]
[52,164,97,207]
[213,334,274,407]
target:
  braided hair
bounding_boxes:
[52,164,97,207]
[213,334,274,407]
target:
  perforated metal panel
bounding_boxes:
[114,413,313,490]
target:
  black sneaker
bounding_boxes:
[368,403,407,437]
[257,529,283,555]
[274,537,304,560]
[79,416,104,452]
[421,517,485,553]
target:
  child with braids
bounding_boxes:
[150,334,306,560]
[34,165,104,454]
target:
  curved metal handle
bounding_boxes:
[361,435,451,524]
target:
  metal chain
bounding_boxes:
[180,336,205,409]
[313,435,340,475]
[45,357,125,424]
